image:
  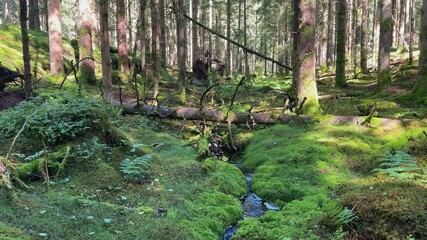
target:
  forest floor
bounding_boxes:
[1,27,427,240]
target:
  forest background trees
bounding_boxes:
[2,0,426,105]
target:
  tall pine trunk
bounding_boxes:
[326,0,334,67]
[293,0,319,114]
[20,0,33,98]
[100,0,112,102]
[177,0,186,102]
[78,0,96,84]
[192,0,200,62]
[140,0,147,70]
[335,0,347,87]
[412,0,427,100]
[226,0,231,76]
[48,0,64,75]
[360,0,369,73]
[378,0,392,88]
[151,0,161,99]
[117,0,129,74]
[29,0,40,30]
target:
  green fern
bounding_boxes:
[120,154,152,182]
[372,151,423,179]
[331,205,358,227]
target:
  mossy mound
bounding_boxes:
[237,120,427,239]
[0,26,74,77]
[0,221,31,240]
[341,182,427,239]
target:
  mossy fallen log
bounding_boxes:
[121,104,425,127]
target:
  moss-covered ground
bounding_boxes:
[1,26,427,240]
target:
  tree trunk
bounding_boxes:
[360,0,369,73]
[19,0,33,99]
[244,0,249,76]
[140,0,147,70]
[100,0,113,102]
[177,0,187,102]
[373,0,380,67]
[292,0,300,89]
[28,0,40,30]
[128,0,132,48]
[398,0,406,50]
[412,0,427,99]
[183,12,293,71]
[335,0,347,87]
[378,0,392,89]
[48,0,64,75]
[117,0,129,74]
[192,0,200,63]
[408,0,414,65]
[78,0,96,84]
[226,0,231,76]
[319,0,328,67]
[294,0,320,114]
[326,0,334,67]
[159,0,166,67]
[151,0,160,99]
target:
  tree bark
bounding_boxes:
[192,0,200,63]
[48,0,64,75]
[293,0,320,114]
[226,0,231,76]
[335,0,347,87]
[151,0,161,99]
[326,0,335,67]
[183,13,293,71]
[140,0,147,70]
[117,0,129,74]
[177,0,187,102]
[28,0,40,30]
[100,0,113,102]
[78,0,96,84]
[19,0,33,99]
[159,0,166,67]
[378,0,392,89]
[412,0,427,99]
[360,0,369,73]
[122,104,416,127]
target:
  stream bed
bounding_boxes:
[223,173,280,240]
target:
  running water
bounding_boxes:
[223,174,280,240]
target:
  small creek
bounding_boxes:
[223,173,280,240]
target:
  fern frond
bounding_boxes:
[372,151,422,179]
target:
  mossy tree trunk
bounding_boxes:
[293,0,320,114]
[78,0,96,84]
[48,0,64,75]
[100,0,113,103]
[377,0,392,89]
[412,0,427,101]
[177,0,187,103]
[335,0,347,87]
[117,0,129,74]
[20,0,33,99]
[360,0,369,74]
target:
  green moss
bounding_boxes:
[202,158,246,197]
[0,221,31,240]
[341,181,427,239]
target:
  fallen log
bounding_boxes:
[122,104,311,124]
[121,104,424,127]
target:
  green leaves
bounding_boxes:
[0,93,121,145]
[119,154,153,182]
[372,151,424,179]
